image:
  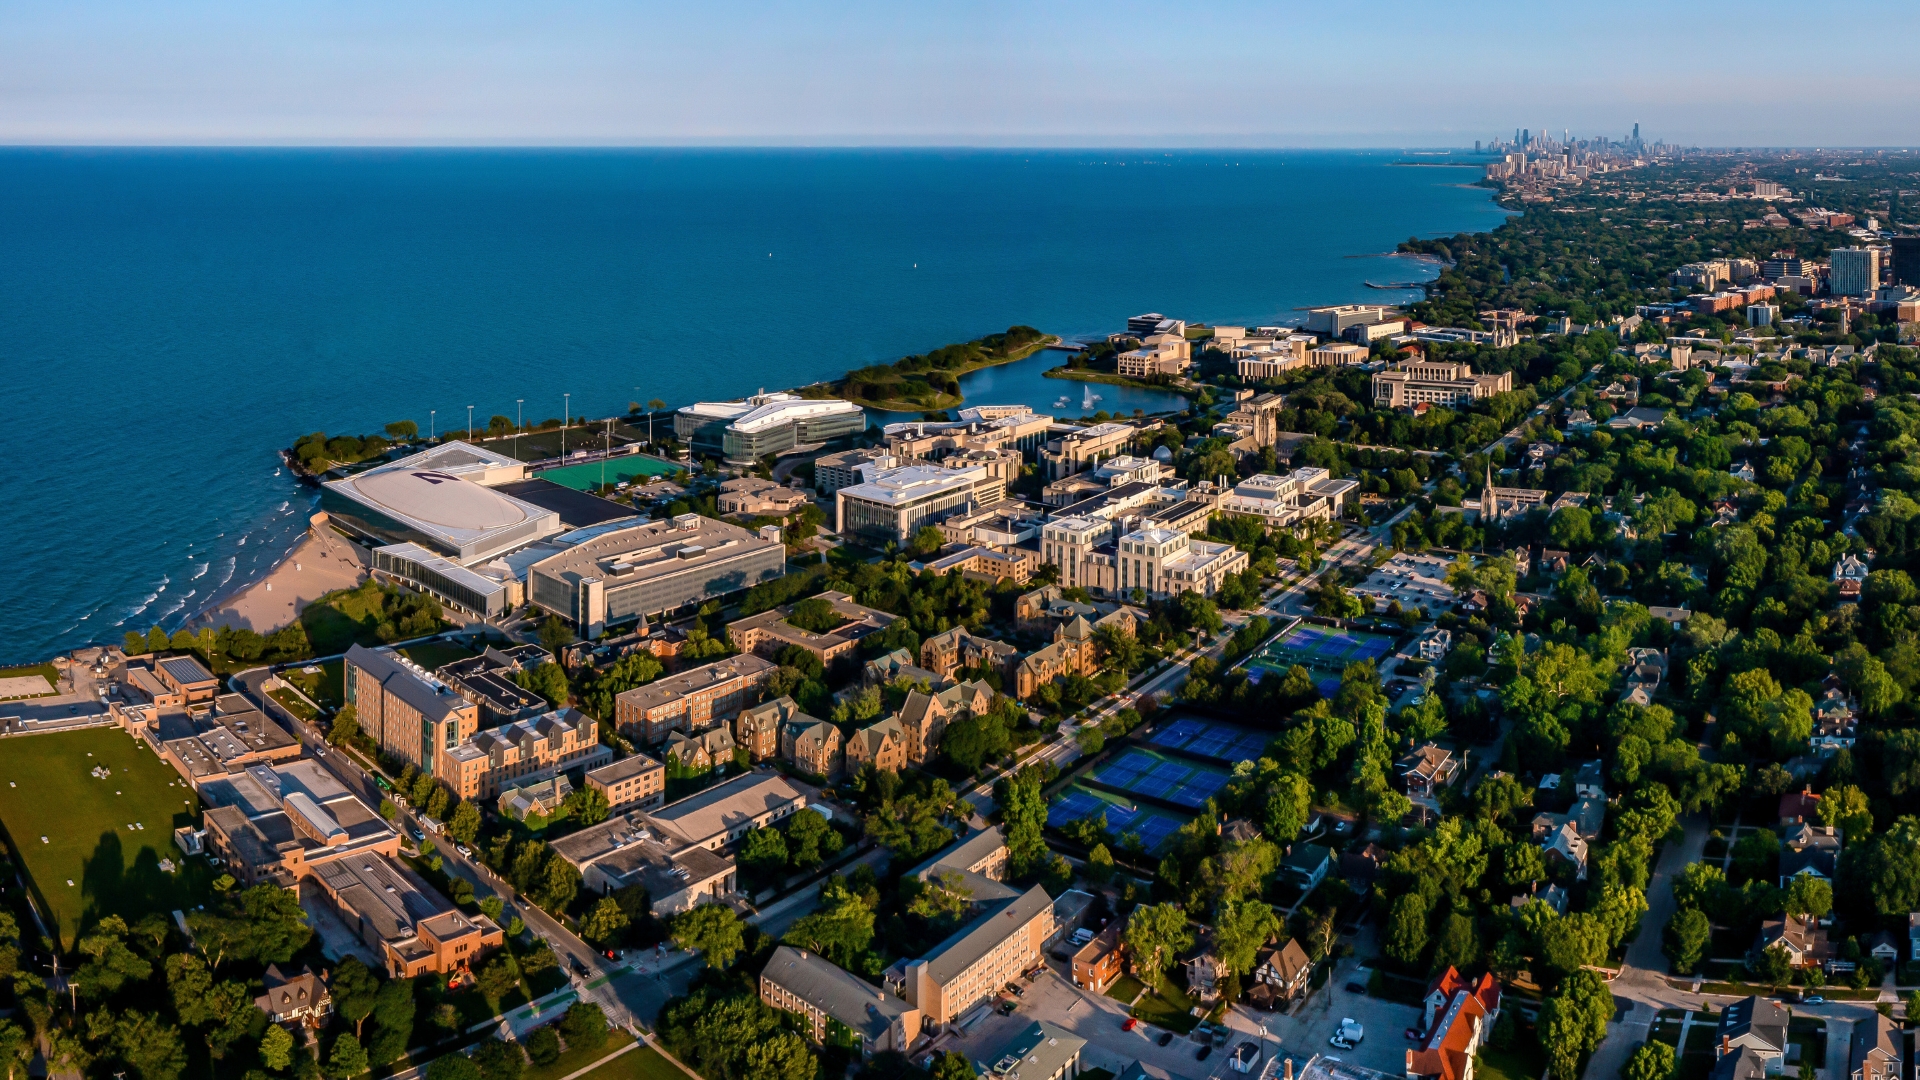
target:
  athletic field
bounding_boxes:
[1087,747,1230,810]
[535,456,680,491]
[1047,784,1190,854]
[1149,716,1273,764]
[0,728,209,946]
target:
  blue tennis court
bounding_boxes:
[1150,717,1272,763]
[1047,785,1189,854]
[1255,623,1396,669]
[1089,748,1230,810]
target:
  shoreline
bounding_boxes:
[834,334,1059,412]
[188,528,370,636]
[1041,366,1197,397]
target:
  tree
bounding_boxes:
[907,871,973,926]
[473,1038,524,1080]
[1431,912,1479,974]
[930,1052,976,1080]
[526,1028,561,1067]
[477,957,519,1001]
[1262,773,1312,843]
[740,827,789,873]
[0,1022,29,1080]
[331,958,380,1037]
[1665,908,1711,975]
[188,885,313,969]
[1750,944,1793,989]
[537,617,576,653]
[1002,771,1048,879]
[581,897,629,945]
[786,809,843,870]
[672,904,744,970]
[259,1026,295,1073]
[1214,900,1281,975]
[1085,844,1115,885]
[1385,893,1430,967]
[1123,903,1194,982]
[1784,875,1833,921]
[559,1002,608,1051]
[72,917,153,998]
[1538,969,1612,1080]
[1624,1041,1676,1080]
[1842,816,1920,916]
[1818,784,1872,841]
[447,801,481,845]
[1309,578,1363,619]
[326,1036,369,1080]
[1537,912,1609,977]
[426,1055,484,1080]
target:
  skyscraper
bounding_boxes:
[1830,248,1881,297]
[1633,122,1640,144]
[1892,236,1920,287]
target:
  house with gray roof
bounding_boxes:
[978,1021,1085,1080]
[1716,996,1788,1075]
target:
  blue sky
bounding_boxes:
[3,0,1914,146]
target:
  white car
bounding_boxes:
[1336,1019,1364,1044]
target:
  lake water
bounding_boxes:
[0,149,1508,661]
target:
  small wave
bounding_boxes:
[237,536,247,546]
[278,501,289,512]
[191,562,210,580]
[273,468,282,477]
[181,590,195,601]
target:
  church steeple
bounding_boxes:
[1483,460,1498,523]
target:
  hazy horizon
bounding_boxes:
[7,0,1920,148]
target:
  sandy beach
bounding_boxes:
[192,527,369,634]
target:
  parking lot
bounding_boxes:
[1239,963,1424,1077]
[934,968,1221,1080]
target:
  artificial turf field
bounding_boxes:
[0,727,209,947]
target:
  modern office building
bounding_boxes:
[1831,247,1883,297]
[834,463,1006,545]
[1303,305,1395,336]
[526,513,785,636]
[760,947,922,1057]
[342,645,481,781]
[1372,360,1513,409]
[674,392,866,463]
[813,448,896,494]
[1038,422,1141,480]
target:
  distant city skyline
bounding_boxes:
[5,0,1920,147]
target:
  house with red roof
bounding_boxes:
[1406,968,1502,1080]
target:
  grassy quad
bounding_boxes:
[0,728,212,947]
[568,1045,686,1080]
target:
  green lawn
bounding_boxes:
[0,728,211,947]
[1129,976,1199,1034]
[1105,974,1146,1004]
[1475,1044,1547,1080]
[268,687,319,721]
[279,660,344,711]
[522,1033,637,1080]
[577,1046,688,1080]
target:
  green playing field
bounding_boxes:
[0,727,213,947]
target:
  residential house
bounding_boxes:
[1716,996,1789,1075]
[1396,744,1460,798]
[1531,797,1606,842]
[255,965,331,1028]
[1835,553,1870,601]
[1510,883,1570,915]
[1869,932,1901,966]
[1541,820,1589,881]
[1072,922,1126,994]
[1416,630,1452,663]
[1340,843,1387,893]
[1281,844,1333,891]
[1813,688,1858,751]
[1779,823,1842,887]
[1850,1013,1901,1080]
[584,753,666,812]
[1405,967,1502,1080]
[1250,939,1312,1009]
[1779,787,1822,826]
[1754,915,1829,970]
[1572,760,1606,801]
[758,945,922,1058]
[665,726,737,773]
[1183,947,1229,1004]
[497,775,572,822]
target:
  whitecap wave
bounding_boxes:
[278,501,289,512]
[237,536,247,546]
[191,562,210,581]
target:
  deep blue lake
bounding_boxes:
[0,148,1508,661]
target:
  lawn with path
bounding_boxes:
[0,727,211,947]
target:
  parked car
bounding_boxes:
[1804,996,1825,1005]
[1337,1019,1364,1044]
[1123,1018,1140,1032]
[1158,1033,1174,1047]
[1196,1047,1212,1062]
[1345,982,1367,994]
[1329,1037,1354,1051]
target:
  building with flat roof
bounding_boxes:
[437,645,553,725]
[1038,423,1140,480]
[585,753,667,811]
[1216,468,1357,532]
[890,881,1053,1027]
[1304,305,1395,336]
[199,760,402,887]
[343,645,480,782]
[308,853,504,979]
[369,543,523,619]
[320,441,561,565]
[1350,552,1457,618]
[1113,527,1249,600]
[813,448,895,495]
[613,653,777,746]
[979,1022,1085,1080]
[675,392,867,463]
[553,771,809,911]
[760,946,922,1057]
[882,410,1054,462]
[1372,361,1514,409]
[441,707,611,802]
[157,693,303,784]
[1831,247,1882,298]
[717,476,811,519]
[726,591,900,668]
[834,464,1006,546]
[155,655,220,705]
[1115,333,1191,378]
[527,513,786,637]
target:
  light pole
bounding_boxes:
[516,399,524,460]
[467,405,474,440]
[563,393,571,458]
[430,409,436,441]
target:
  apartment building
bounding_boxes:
[760,946,922,1057]
[735,696,806,761]
[1371,360,1513,409]
[584,753,667,811]
[437,645,553,725]
[844,716,909,775]
[439,707,611,802]
[834,463,1006,545]
[1014,618,1100,700]
[1831,247,1883,298]
[888,829,1054,1027]
[781,717,844,780]
[342,645,480,781]
[613,653,776,745]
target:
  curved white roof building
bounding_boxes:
[321,441,562,564]
[674,392,865,463]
